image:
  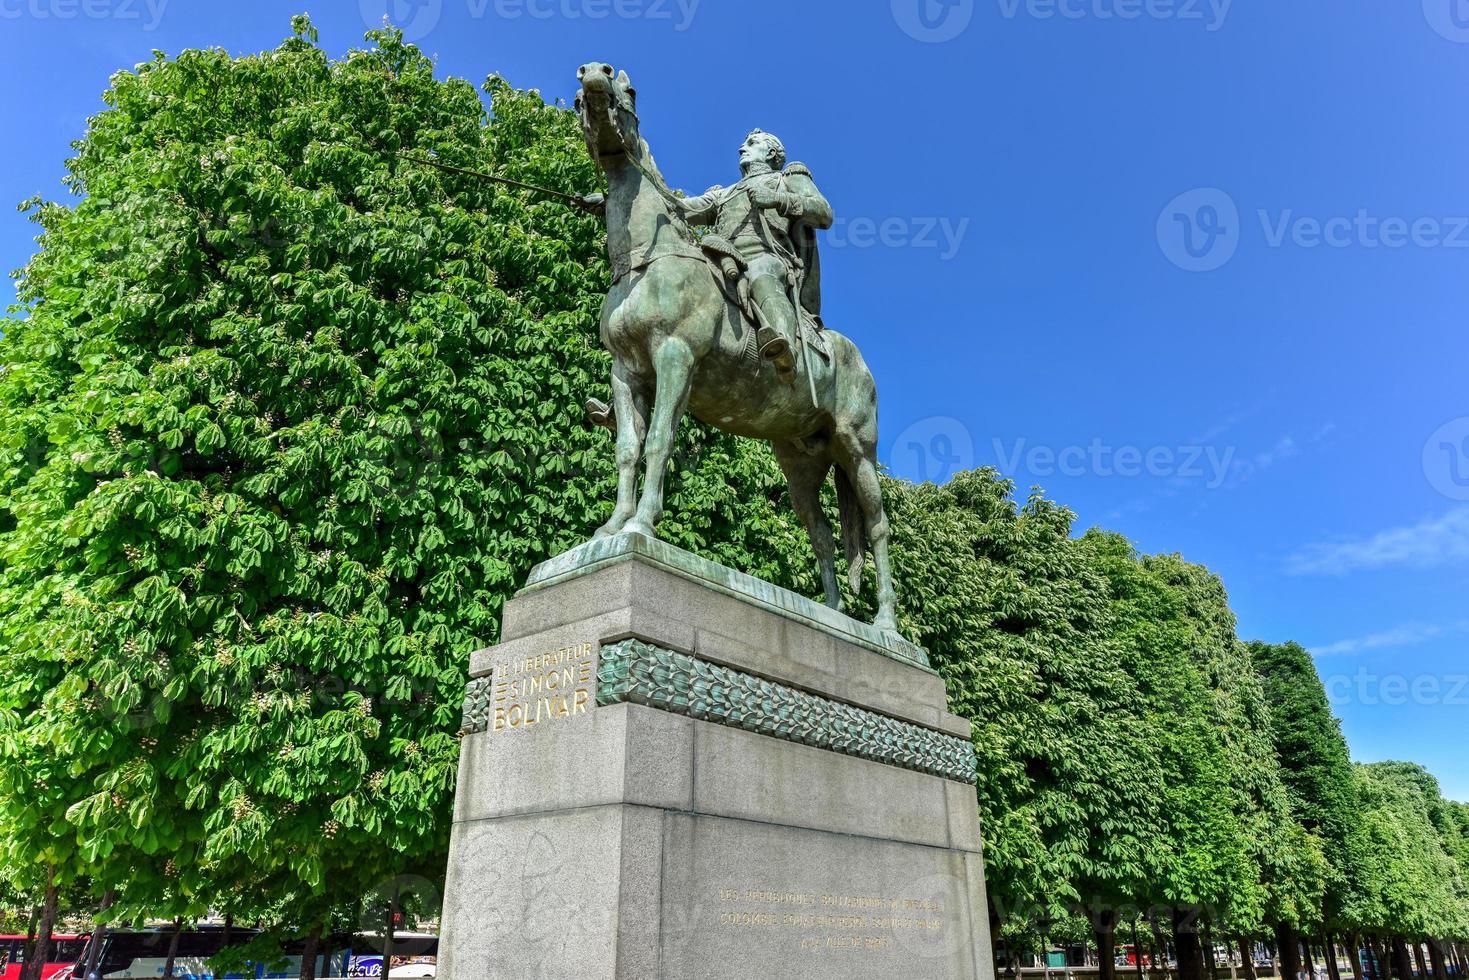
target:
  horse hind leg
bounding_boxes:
[595,360,649,539]
[835,434,899,635]
[624,338,695,539]
[772,441,841,610]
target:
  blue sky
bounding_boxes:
[3,0,1467,799]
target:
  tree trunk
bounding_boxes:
[1135,921,1148,980]
[1326,935,1342,980]
[1095,910,1121,980]
[989,900,1013,980]
[1204,923,1219,980]
[300,925,322,980]
[21,867,59,980]
[1304,939,1317,980]
[1176,909,1205,980]
[378,884,399,980]
[1241,938,1259,980]
[320,932,336,980]
[80,891,116,980]
[1374,936,1393,980]
[1346,936,1364,980]
[21,904,41,972]
[1414,943,1430,980]
[1392,938,1415,980]
[1151,912,1172,980]
[161,918,183,980]
[1277,926,1304,980]
[1428,941,1449,980]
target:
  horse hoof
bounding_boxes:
[622,520,658,540]
[594,518,629,539]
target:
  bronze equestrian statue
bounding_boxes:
[575,62,900,636]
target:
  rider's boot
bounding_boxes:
[750,277,798,382]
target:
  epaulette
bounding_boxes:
[784,162,812,178]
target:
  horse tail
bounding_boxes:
[835,465,867,594]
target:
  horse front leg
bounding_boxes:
[595,359,648,538]
[623,338,694,539]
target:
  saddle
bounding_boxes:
[697,234,830,365]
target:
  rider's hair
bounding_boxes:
[746,129,786,170]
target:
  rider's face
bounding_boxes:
[740,135,772,170]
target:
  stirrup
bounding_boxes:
[757,327,790,362]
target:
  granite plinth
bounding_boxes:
[438,534,994,980]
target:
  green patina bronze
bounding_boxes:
[519,531,931,669]
[574,62,902,637]
[595,638,978,785]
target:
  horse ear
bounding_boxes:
[617,70,636,109]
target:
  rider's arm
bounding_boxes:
[781,165,833,230]
[679,186,722,226]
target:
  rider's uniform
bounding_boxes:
[680,164,832,359]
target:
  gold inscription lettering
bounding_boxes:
[491,643,595,734]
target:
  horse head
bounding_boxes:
[576,62,640,162]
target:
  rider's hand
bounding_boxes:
[574,191,606,215]
[748,184,783,209]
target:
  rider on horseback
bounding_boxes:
[676,130,833,381]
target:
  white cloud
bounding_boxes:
[1312,620,1469,657]
[1285,508,1469,576]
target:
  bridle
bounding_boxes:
[578,81,691,230]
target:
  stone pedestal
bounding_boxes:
[438,533,996,980]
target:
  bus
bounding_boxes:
[0,935,89,980]
[65,928,437,980]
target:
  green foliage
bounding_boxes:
[887,475,1161,926]
[1248,640,1358,928]
[1343,763,1469,940]
[1084,534,1327,937]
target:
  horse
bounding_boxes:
[574,61,899,636]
